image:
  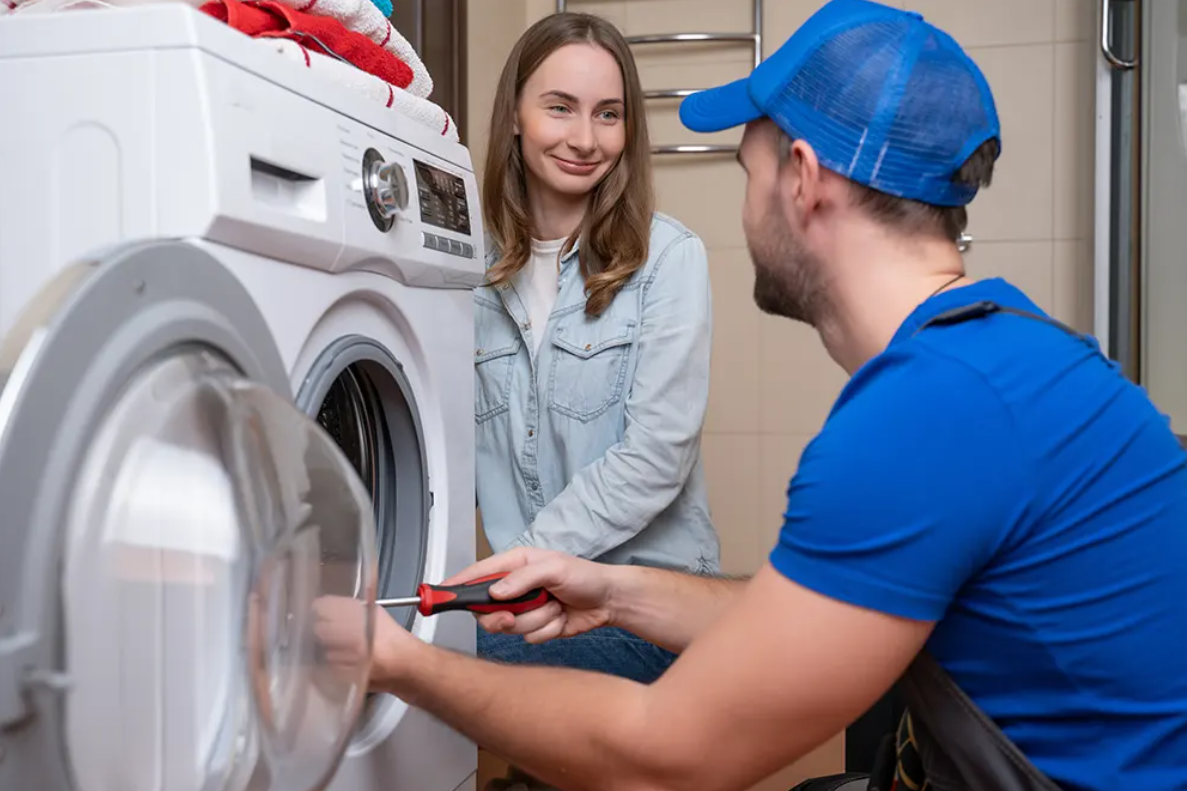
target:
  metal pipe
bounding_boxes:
[413,0,424,59]
[1101,0,1137,70]
[626,32,758,46]
[753,0,763,68]
[652,145,737,155]
[645,89,698,100]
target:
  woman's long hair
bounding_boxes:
[481,12,655,317]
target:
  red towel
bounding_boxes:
[200,0,413,89]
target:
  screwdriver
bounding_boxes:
[376,572,552,617]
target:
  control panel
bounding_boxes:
[357,149,476,263]
[413,159,471,236]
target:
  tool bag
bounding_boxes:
[792,299,1094,791]
[791,650,1063,791]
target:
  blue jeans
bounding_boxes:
[477,626,677,684]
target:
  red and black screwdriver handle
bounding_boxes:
[415,572,553,617]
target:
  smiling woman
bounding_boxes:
[469,9,721,706]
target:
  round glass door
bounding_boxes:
[0,242,380,791]
[62,348,378,791]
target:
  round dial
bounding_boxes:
[362,148,409,232]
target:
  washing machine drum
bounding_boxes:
[0,242,379,791]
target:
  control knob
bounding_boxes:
[362,147,408,232]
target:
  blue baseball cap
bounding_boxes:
[679,0,1001,207]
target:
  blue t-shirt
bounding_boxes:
[770,278,1187,790]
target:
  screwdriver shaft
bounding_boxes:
[377,596,421,608]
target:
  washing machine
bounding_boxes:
[0,5,484,791]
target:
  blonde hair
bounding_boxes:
[481,12,655,317]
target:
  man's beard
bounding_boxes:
[747,207,829,327]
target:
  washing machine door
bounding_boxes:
[0,241,379,791]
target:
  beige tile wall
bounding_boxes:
[465,1,1098,787]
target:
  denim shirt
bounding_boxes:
[474,212,721,575]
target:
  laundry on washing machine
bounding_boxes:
[0,0,454,138]
[199,0,415,87]
[278,0,432,98]
[255,37,458,139]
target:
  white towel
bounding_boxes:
[257,38,457,141]
[266,0,431,98]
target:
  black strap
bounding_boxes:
[898,653,1064,791]
[895,299,1076,791]
[913,300,1089,343]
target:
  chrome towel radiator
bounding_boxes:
[555,0,764,156]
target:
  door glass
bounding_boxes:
[62,349,377,791]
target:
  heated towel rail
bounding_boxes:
[554,0,764,156]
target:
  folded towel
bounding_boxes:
[266,0,431,98]
[201,0,412,89]
[365,0,388,18]
[257,37,456,141]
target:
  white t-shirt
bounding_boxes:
[515,236,566,356]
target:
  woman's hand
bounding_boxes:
[443,547,618,643]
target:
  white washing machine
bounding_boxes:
[0,5,483,791]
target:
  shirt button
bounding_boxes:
[528,429,535,437]
[584,343,592,351]
[531,481,540,490]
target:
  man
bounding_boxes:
[317,1,1187,789]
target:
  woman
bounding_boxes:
[473,11,719,684]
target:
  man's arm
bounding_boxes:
[444,547,746,654]
[377,564,932,791]
[605,564,746,653]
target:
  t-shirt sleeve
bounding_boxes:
[769,347,1026,622]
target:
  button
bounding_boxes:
[531,481,540,491]
[423,232,433,248]
[584,343,592,351]
[462,243,474,258]
[528,429,535,437]
[449,239,463,256]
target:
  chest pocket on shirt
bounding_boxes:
[548,319,637,422]
[475,310,521,423]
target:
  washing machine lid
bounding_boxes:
[0,241,379,791]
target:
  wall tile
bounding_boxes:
[761,0,842,59]
[758,433,815,556]
[1053,239,1095,333]
[465,0,529,179]
[701,433,763,575]
[524,0,555,23]
[1055,0,1095,42]
[907,0,1055,48]
[759,316,849,436]
[626,0,756,37]
[564,0,626,29]
[654,157,748,248]
[1054,42,1095,240]
[705,248,762,433]
[964,241,1056,313]
[622,0,757,71]
[964,45,1056,242]
[637,59,750,150]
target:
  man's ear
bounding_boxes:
[780,139,823,225]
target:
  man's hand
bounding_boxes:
[313,595,412,687]
[443,547,617,643]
